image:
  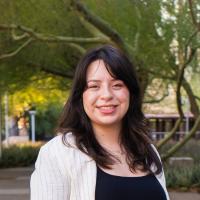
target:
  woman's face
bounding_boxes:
[82,59,130,129]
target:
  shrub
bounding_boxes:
[35,103,62,140]
[160,139,200,164]
[165,165,200,189]
[0,142,43,168]
[161,139,200,190]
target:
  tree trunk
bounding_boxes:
[161,115,200,161]
[182,79,200,118]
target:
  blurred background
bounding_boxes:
[0,0,200,199]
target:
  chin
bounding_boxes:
[96,119,122,126]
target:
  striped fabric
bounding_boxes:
[30,133,169,200]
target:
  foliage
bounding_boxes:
[162,139,200,190]
[160,139,200,163]
[0,142,42,168]
[8,78,68,114]
[0,0,173,92]
[165,165,200,189]
[0,0,200,158]
[0,0,200,101]
[0,0,87,92]
[0,0,199,103]
[0,78,68,139]
[35,102,63,140]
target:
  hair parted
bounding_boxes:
[57,44,162,174]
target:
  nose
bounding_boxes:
[100,85,113,100]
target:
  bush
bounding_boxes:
[160,139,200,163]
[35,103,62,140]
[161,139,200,190]
[0,142,43,168]
[165,165,200,190]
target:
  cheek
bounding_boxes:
[82,91,96,111]
[117,89,130,104]
[82,92,89,111]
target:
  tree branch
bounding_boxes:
[70,0,135,60]
[185,30,198,49]
[0,38,33,60]
[0,24,90,61]
[0,24,110,44]
[161,115,200,161]
[40,67,73,79]
[157,48,198,149]
[29,63,74,79]
[188,0,200,31]
[145,68,175,80]
[79,15,110,39]
[184,30,198,61]
[71,0,123,44]
[157,118,182,149]
[176,48,197,117]
[182,79,200,117]
[67,43,86,55]
[194,95,200,102]
[144,90,169,104]
[11,28,29,41]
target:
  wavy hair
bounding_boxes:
[57,45,162,174]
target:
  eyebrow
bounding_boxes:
[87,80,101,83]
[87,78,120,83]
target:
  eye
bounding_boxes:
[112,82,124,89]
[87,84,99,89]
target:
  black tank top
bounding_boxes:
[95,166,167,200]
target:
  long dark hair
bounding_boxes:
[57,45,162,174]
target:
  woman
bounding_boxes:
[31,45,169,200]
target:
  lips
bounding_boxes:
[97,105,117,114]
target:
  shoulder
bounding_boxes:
[41,132,76,153]
[37,132,78,165]
[38,132,91,162]
[35,133,79,176]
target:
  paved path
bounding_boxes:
[0,168,31,200]
[0,167,199,200]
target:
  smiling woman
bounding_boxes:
[82,59,130,129]
[30,45,169,200]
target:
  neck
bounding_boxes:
[92,123,122,150]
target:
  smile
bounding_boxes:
[97,105,118,114]
[97,104,118,108]
[98,106,116,109]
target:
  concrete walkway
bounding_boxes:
[0,168,30,200]
[0,167,199,200]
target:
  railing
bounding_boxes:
[150,131,200,141]
[146,114,200,141]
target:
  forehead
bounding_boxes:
[86,59,115,81]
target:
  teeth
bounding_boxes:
[100,106,114,110]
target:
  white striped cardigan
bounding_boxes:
[30,133,170,200]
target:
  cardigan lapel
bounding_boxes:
[69,149,97,200]
[64,133,97,200]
